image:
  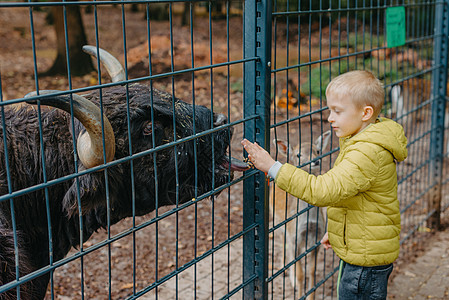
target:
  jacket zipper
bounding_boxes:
[343,212,347,247]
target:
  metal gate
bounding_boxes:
[0,0,448,299]
[267,0,449,299]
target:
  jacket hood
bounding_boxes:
[345,117,408,162]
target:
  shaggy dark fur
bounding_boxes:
[0,84,234,299]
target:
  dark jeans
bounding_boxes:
[338,261,393,300]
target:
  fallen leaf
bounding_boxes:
[404,271,416,278]
[418,226,432,233]
[120,283,134,290]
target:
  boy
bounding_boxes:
[241,70,407,299]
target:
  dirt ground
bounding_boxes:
[0,4,443,300]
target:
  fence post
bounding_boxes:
[243,0,271,298]
[429,0,449,229]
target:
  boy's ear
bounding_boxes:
[362,105,374,121]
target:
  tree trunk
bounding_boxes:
[181,2,191,26]
[44,5,94,76]
[148,3,168,21]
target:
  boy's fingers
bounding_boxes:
[243,142,255,152]
[241,139,254,148]
[255,143,264,150]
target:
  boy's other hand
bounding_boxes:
[320,232,332,250]
[241,139,275,174]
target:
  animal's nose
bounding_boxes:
[214,113,227,127]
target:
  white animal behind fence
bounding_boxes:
[270,130,331,298]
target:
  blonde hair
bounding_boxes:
[326,70,385,117]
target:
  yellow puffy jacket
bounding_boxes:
[275,118,408,266]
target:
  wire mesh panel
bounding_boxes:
[269,0,448,299]
[0,1,257,299]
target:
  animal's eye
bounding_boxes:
[143,122,153,136]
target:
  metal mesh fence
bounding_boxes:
[268,0,448,299]
[0,1,252,299]
[0,0,448,299]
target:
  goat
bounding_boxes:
[270,130,331,298]
[389,84,405,122]
[0,46,249,299]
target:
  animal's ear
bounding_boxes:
[315,130,332,153]
[272,138,292,158]
[62,174,105,217]
[390,85,403,104]
[390,85,404,118]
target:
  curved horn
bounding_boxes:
[82,45,125,83]
[25,90,115,169]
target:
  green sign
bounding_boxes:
[386,6,406,48]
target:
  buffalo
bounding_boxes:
[0,46,248,299]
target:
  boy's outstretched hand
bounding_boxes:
[241,139,276,174]
[320,232,332,250]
